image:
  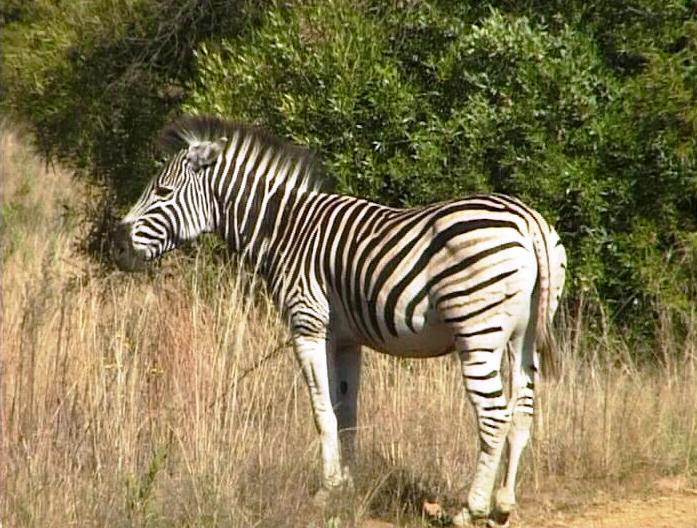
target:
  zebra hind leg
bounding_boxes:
[452,335,513,526]
[492,327,536,527]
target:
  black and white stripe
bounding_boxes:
[114,115,566,526]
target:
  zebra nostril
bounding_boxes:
[112,223,134,265]
[114,241,128,257]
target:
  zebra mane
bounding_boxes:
[157,114,329,192]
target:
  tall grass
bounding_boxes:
[3,127,696,527]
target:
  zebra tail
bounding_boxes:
[532,228,561,380]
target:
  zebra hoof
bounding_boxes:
[451,508,472,527]
[486,513,511,528]
[452,507,486,526]
[311,476,354,509]
[487,508,511,527]
[489,488,514,527]
[312,487,332,509]
[453,506,497,526]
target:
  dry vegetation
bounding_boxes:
[2,127,697,527]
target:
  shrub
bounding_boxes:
[188,2,697,334]
[1,0,261,202]
[3,0,696,344]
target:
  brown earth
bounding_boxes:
[519,493,697,528]
[360,490,697,527]
[514,476,697,528]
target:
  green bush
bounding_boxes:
[187,2,697,329]
[3,0,696,342]
[1,0,261,202]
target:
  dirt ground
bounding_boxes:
[511,475,697,528]
[361,485,697,527]
[517,493,697,528]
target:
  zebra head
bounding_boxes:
[112,137,227,271]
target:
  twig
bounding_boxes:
[234,339,293,384]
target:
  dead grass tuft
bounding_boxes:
[3,127,696,526]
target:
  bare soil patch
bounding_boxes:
[520,493,697,528]
[359,483,697,527]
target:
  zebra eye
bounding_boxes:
[153,185,173,199]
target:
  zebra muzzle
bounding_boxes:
[112,222,147,271]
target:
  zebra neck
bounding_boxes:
[218,183,322,302]
[262,188,330,303]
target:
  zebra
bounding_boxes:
[113,115,566,527]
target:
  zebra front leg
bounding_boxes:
[328,341,362,464]
[453,343,512,526]
[293,334,349,502]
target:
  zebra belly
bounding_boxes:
[377,319,456,358]
[332,303,456,358]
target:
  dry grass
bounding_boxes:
[2,126,696,527]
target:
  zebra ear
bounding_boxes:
[186,137,227,171]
